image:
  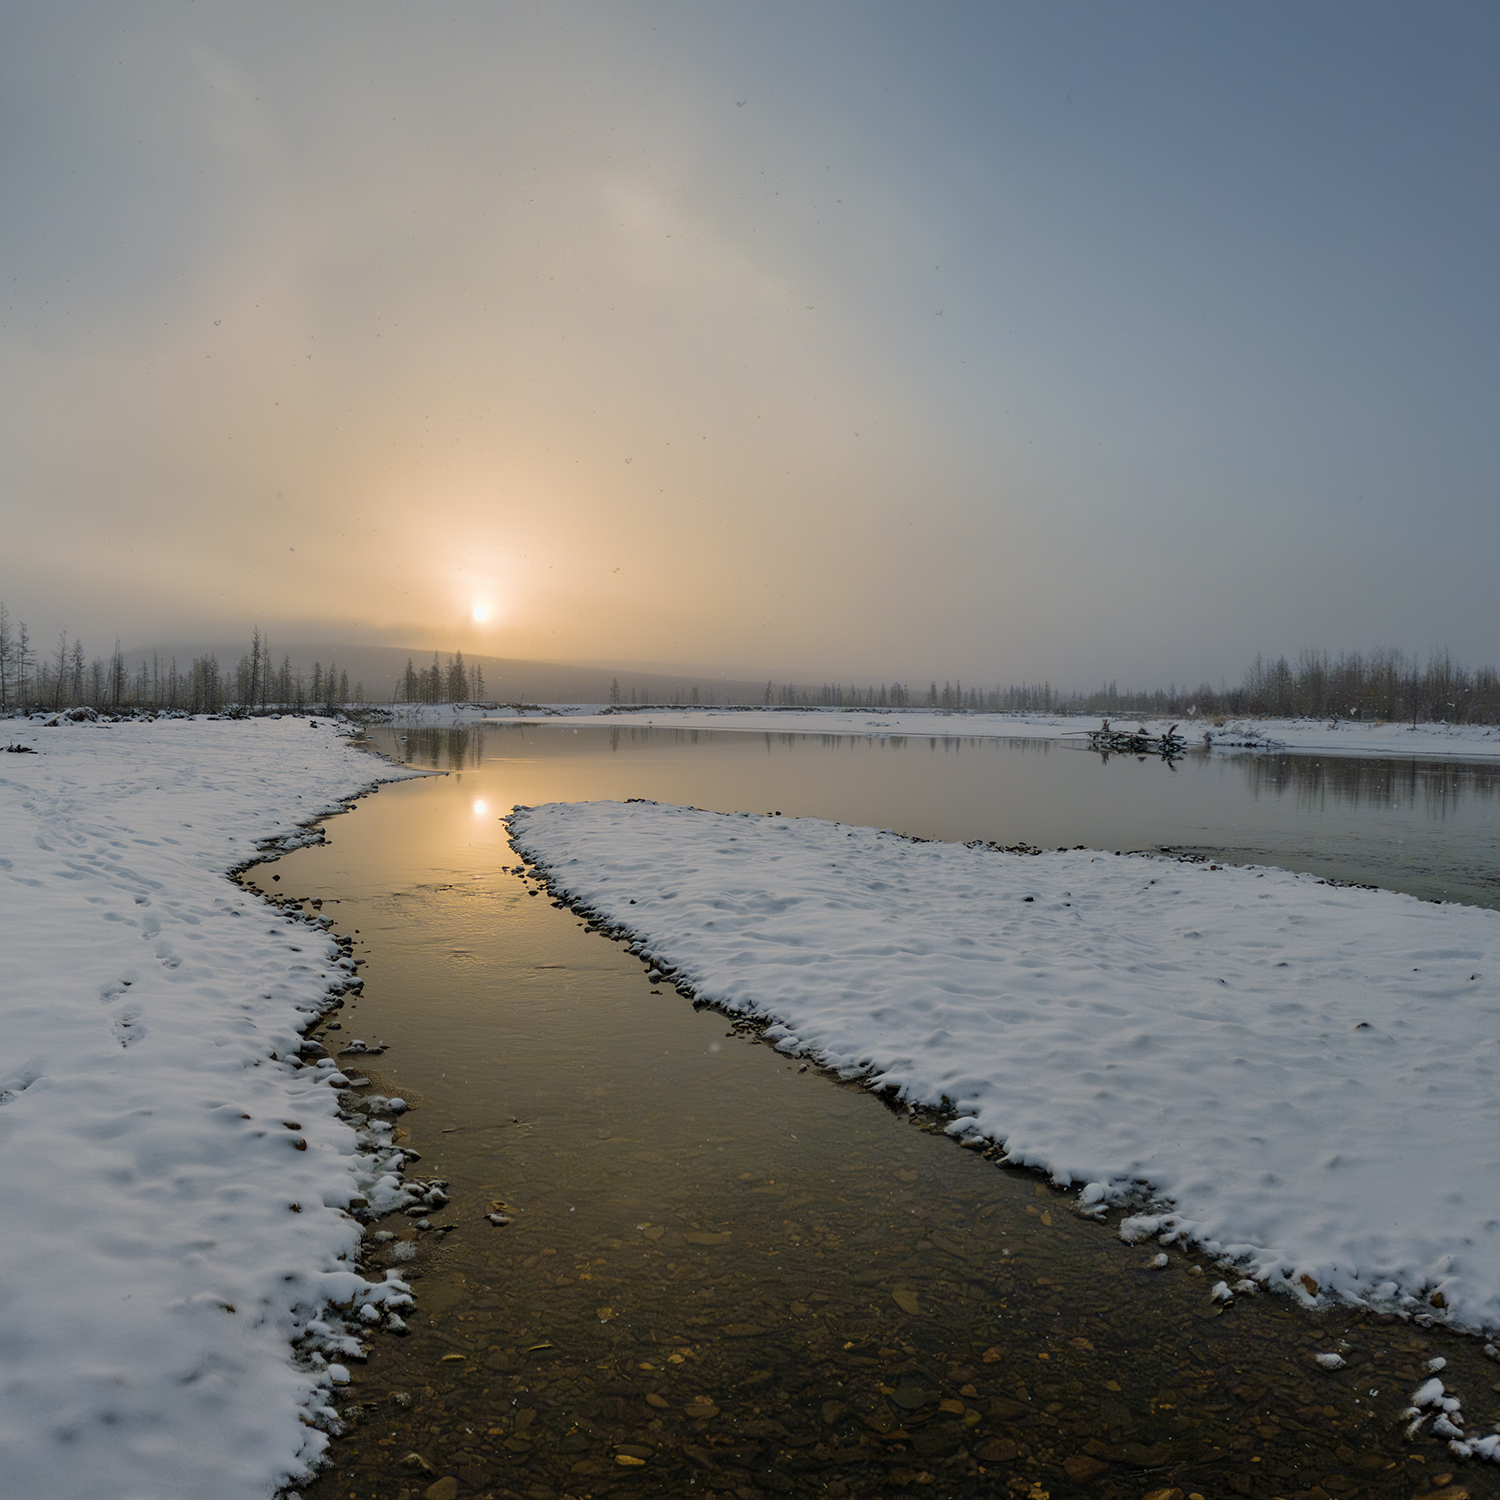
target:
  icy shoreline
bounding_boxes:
[509,798,1500,1335]
[0,717,429,1499]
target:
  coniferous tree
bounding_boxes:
[52,630,69,710]
[248,628,263,712]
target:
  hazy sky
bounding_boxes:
[3,2,1499,689]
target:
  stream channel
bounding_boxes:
[243,723,1500,1500]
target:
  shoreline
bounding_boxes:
[354,700,1500,762]
[508,797,1500,1347]
[0,717,434,1499]
[20,700,1500,762]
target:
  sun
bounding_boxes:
[472,602,489,623]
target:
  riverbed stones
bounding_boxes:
[892,1383,937,1410]
[909,1425,963,1457]
[1063,1453,1111,1482]
[977,1437,1017,1462]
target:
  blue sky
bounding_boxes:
[2,2,1497,687]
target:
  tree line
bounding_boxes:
[4,602,1496,724]
[753,680,1061,711]
[0,612,368,716]
[616,648,1500,722]
[397,652,486,704]
[907,648,1500,723]
[1199,647,1500,723]
[230,628,360,714]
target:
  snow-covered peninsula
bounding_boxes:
[510,798,1500,1332]
[0,717,422,1499]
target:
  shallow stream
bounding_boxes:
[247,724,1500,1500]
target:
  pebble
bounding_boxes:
[893,1385,935,1410]
[1064,1455,1112,1483]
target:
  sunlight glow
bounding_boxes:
[472,602,489,623]
[472,799,488,817]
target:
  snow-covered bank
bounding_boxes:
[478,704,1500,760]
[0,718,423,1499]
[510,799,1500,1332]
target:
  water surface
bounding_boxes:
[382,722,1500,908]
[251,725,1500,1500]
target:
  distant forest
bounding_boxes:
[0,614,362,715]
[776,648,1500,724]
[1,605,1496,723]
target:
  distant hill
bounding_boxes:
[119,640,773,705]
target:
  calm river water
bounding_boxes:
[253,723,1500,1500]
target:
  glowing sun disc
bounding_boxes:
[472,602,489,623]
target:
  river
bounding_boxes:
[248,723,1500,1500]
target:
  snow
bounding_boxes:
[467,704,1500,760]
[0,716,423,1499]
[1403,1371,1495,1453]
[10,704,1500,1492]
[509,798,1500,1331]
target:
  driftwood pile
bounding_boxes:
[1083,721,1188,758]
